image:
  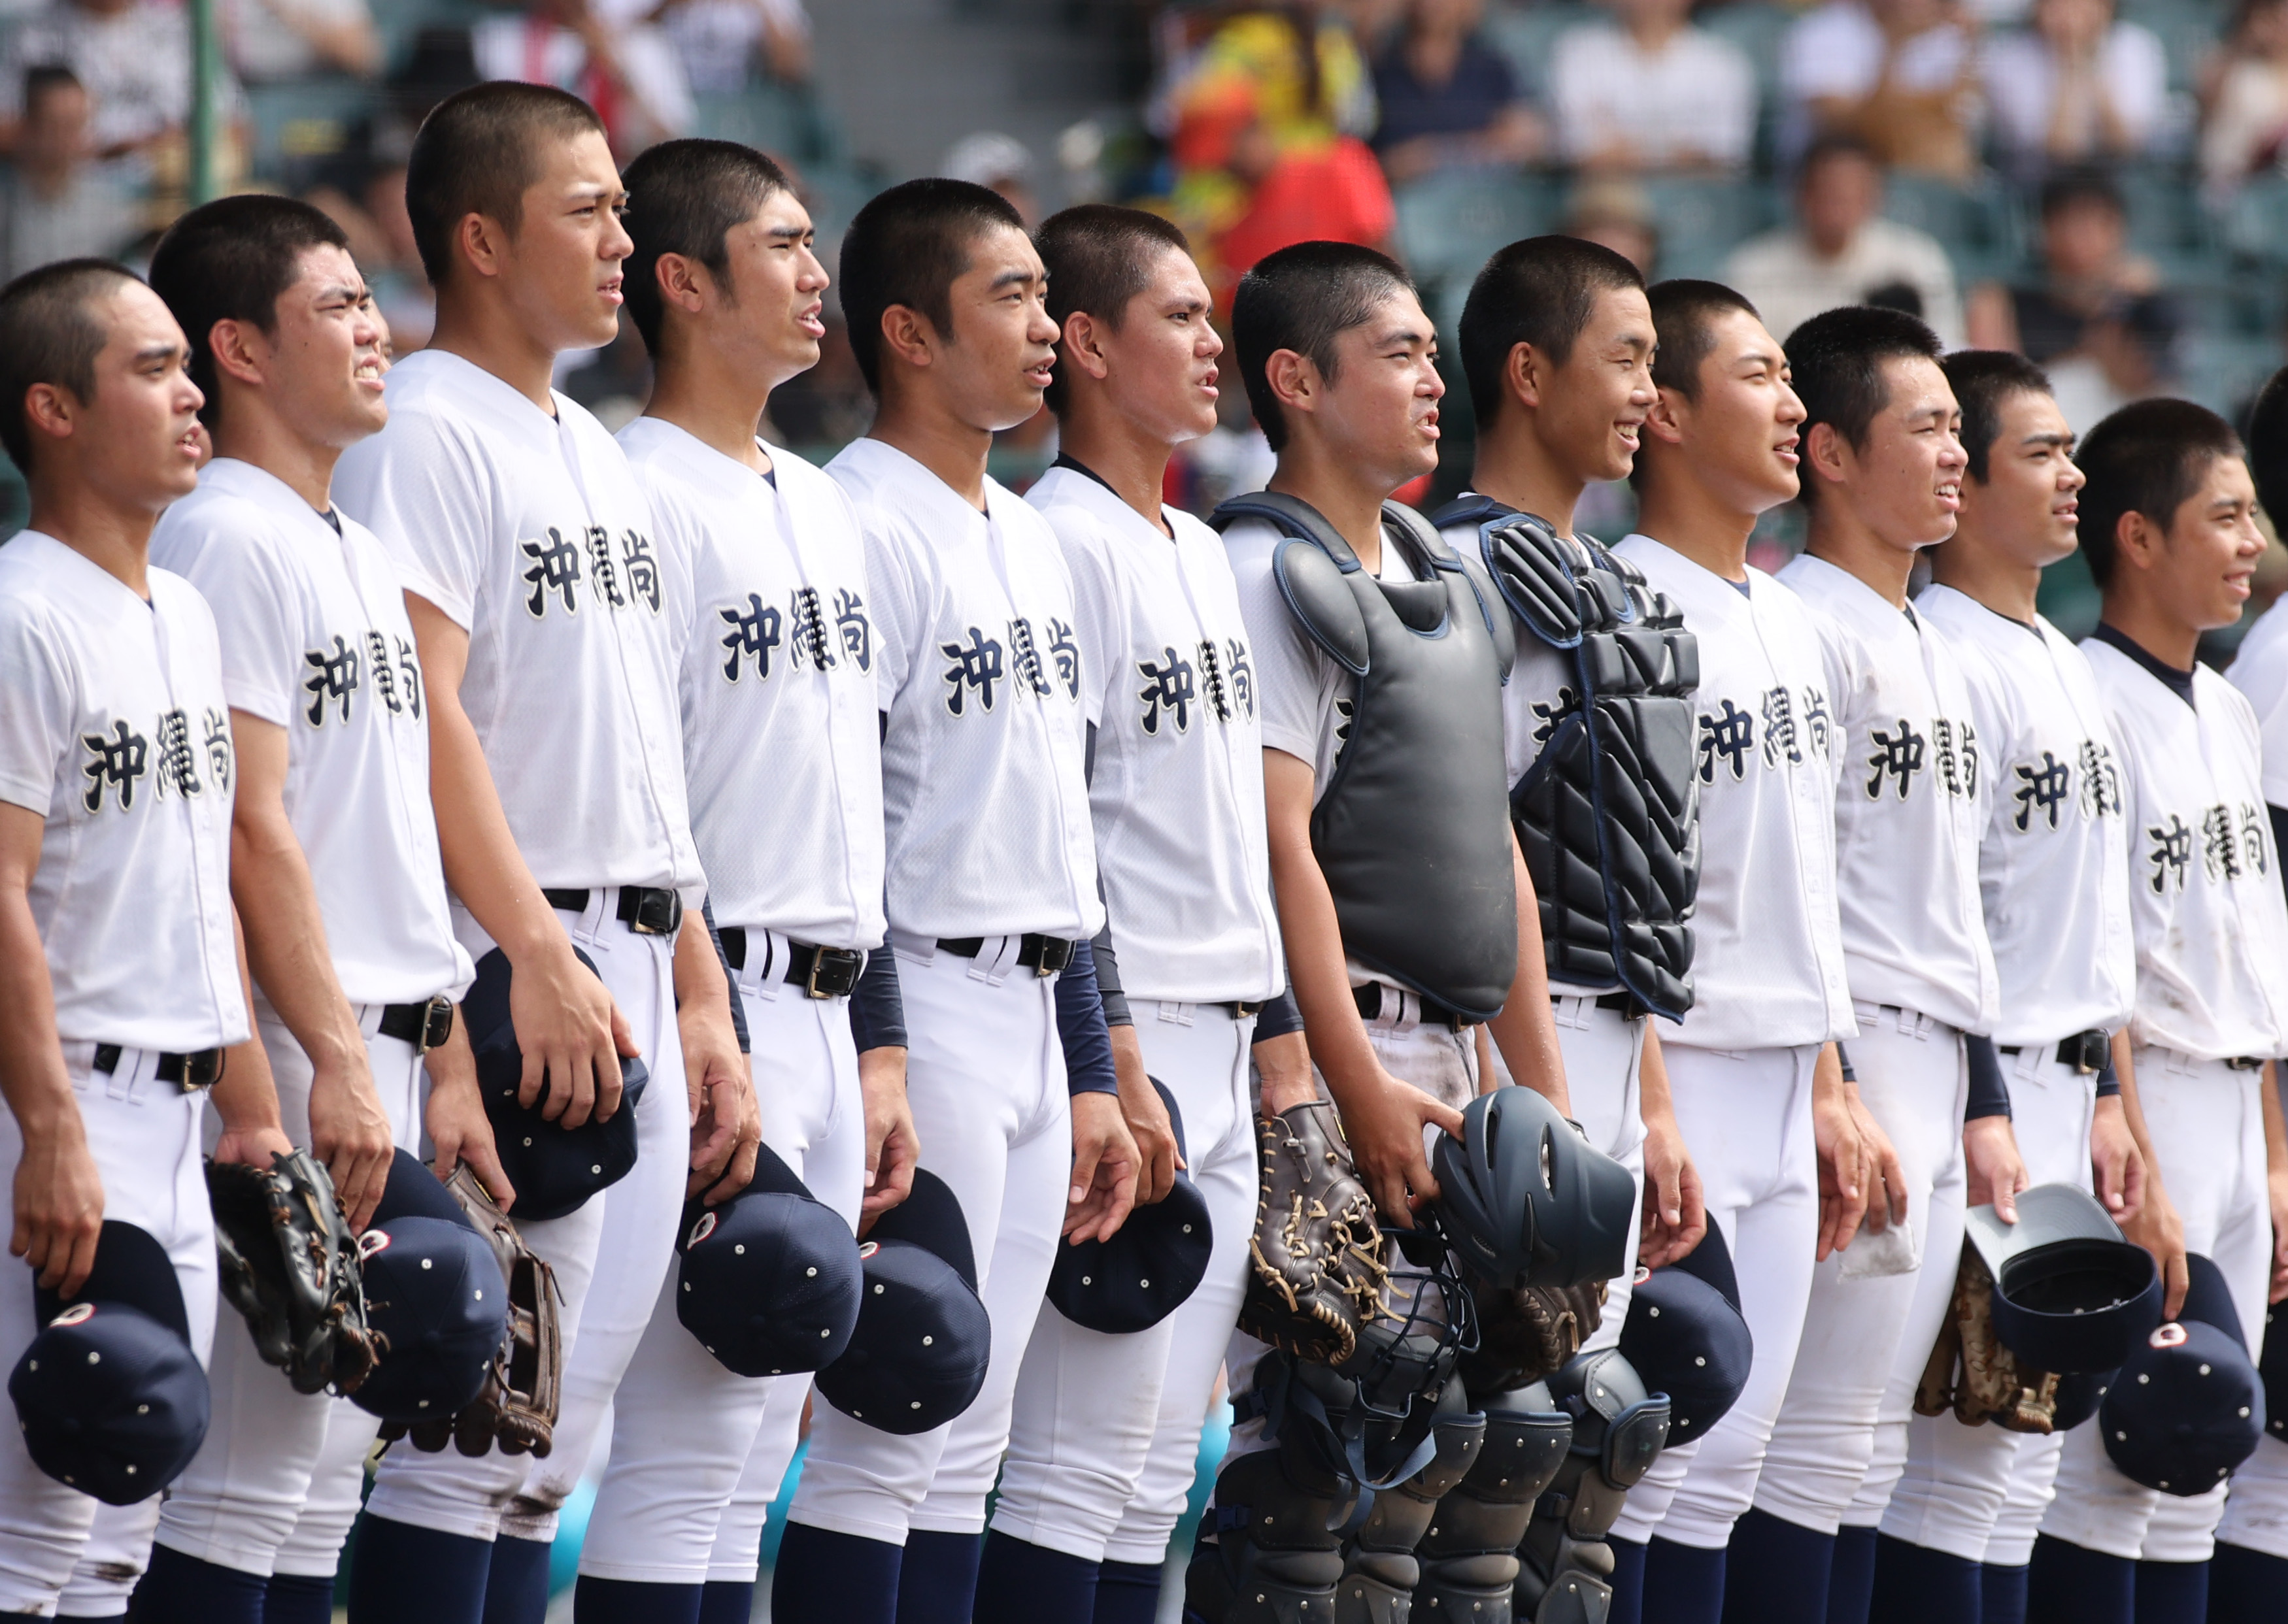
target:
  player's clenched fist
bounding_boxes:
[511,935,633,1128]
[1339,1068,1466,1227]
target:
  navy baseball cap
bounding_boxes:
[2052,1368,2111,1433]
[677,1144,862,1378]
[463,946,650,1221]
[1619,1225,1753,1447]
[813,1168,991,1436]
[350,1216,508,1426]
[10,1221,210,1504]
[1048,1080,1213,1335]
[2099,1252,2264,1496]
[1966,1184,2161,1375]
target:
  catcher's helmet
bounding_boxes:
[1430,1085,1635,1291]
[1965,1183,2162,1375]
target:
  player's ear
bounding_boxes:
[2115,508,2164,572]
[1803,420,1851,489]
[21,380,77,443]
[878,303,935,371]
[455,211,508,282]
[1264,347,1319,418]
[654,252,706,317]
[1504,340,1544,414]
[1060,309,1111,386]
[207,318,266,391]
[1643,386,1687,449]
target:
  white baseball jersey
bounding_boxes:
[2227,595,2288,806]
[1778,555,1998,1035]
[1029,463,1282,1004]
[150,459,472,1007]
[2083,631,2288,1061]
[1615,536,1853,1052]
[0,533,247,1053]
[1916,586,2134,1044]
[621,420,886,952]
[830,438,1102,941]
[332,349,703,899]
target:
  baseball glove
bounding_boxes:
[1458,1276,1606,1395]
[379,1164,562,1459]
[1236,1101,1395,1367]
[209,1149,375,1397]
[1914,1245,2059,1434]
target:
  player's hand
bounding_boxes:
[1066,1089,1141,1245]
[1339,1069,1466,1228]
[425,1025,515,1211]
[858,1046,918,1229]
[1253,1031,1318,1116]
[1113,1027,1181,1206]
[2089,1095,2145,1223]
[511,935,631,1129]
[1963,1116,2029,1224]
[1812,1082,1870,1261]
[681,998,756,1204]
[306,1046,394,1231]
[12,1116,104,1296]
[2268,1164,2288,1304]
[2121,1174,2189,1319]
[1848,1087,1909,1235]
[1638,1114,1708,1269]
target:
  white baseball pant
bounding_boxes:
[1612,1042,1821,1549]
[1879,1044,2098,1564]
[992,1002,1259,1565]
[1542,996,1647,1349]
[365,894,688,1544]
[578,937,866,1585]
[2038,1046,2270,1563]
[786,935,1070,1546]
[1757,1006,1968,1535]
[0,1046,217,1616]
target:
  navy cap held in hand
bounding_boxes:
[351,1216,509,1427]
[677,1143,862,1378]
[1048,1079,1213,1335]
[813,1168,991,1436]
[2099,1252,2264,1495]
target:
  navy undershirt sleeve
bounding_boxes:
[1055,938,1120,1097]
[1252,989,1304,1044]
[699,899,750,1055]
[1964,1034,2011,1121]
[849,942,907,1053]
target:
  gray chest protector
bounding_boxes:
[1213,492,1519,1022]
[1435,497,1701,1021]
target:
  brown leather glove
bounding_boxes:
[1237,1101,1395,1367]
[209,1150,375,1398]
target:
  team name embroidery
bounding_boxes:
[2203,804,2244,882]
[835,589,873,671]
[520,527,582,617]
[78,706,233,814]
[80,720,148,812]
[1198,639,1231,723]
[1762,686,1802,767]
[719,594,783,682]
[1225,638,1255,718]
[1043,617,1083,699]
[2078,740,2121,819]
[1866,718,1926,800]
[790,587,835,671]
[153,709,201,799]
[1138,645,1197,735]
[1932,718,1979,799]
[1009,617,1053,698]
[2013,752,2071,830]
[517,525,662,619]
[941,625,1005,716]
[203,708,234,791]
[2012,739,2120,831]
[2147,814,2192,892]
[1696,684,1832,784]
[303,635,360,726]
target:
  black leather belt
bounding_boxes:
[717,927,865,999]
[2225,1055,2269,1071]
[1354,982,1465,1031]
[543,886,684,936]
[1225,1001,1265,1020]
[2002,1029,2110,1076]
[93,1044,222,1091]
[378,995,455,1055]
[935,934,1076,977]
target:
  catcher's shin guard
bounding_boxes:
[1515,1350,1670,1624]
[1415,1385,1575,1623]
[1185,1433,1355,1624]
[1334,1390,1487,1624]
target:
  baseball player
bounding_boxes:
[564,139,916,1624]
[124,193,503,1624]
[1432,236,1708,1333]
[1875,351,2161,1621]
[977,204,1309,1623]
[766,178,1139,1624]
[1709,305,1994,1623]
[2026,399,2288,1623]
[1600,281,1874,1624]
[328,84,750,1624]
[0,259,291,1615]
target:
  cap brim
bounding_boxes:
[866,1168,978,1291]
[1966,1183,2125,1281]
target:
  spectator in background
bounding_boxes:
[1558,177,1660,276]
[1160,1,1377,158]
[633,0,811,95]
[1781,0,1981,179]
[0,65,139,277]
[1724,133,1964,343]
[1967,168,2180,423]
[1551,0,1758,172]
[2201,0,2288,191]
[225,0,380,82]
[470,0,693,157]
[945,130,1040,225]
[0,0,204,163]
[1369,0,1543,185]
[1982,0,2168,178]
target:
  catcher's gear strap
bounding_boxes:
[1237,1350,1448,1493]
[1472,505,1702,1021]
[1914,1243,2059,1434]
[208,1150,374,1397]
[1211,491,1519,1020]
[1237,1101,1393,1370]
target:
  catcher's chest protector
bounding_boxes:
[1213,492,1518,1021]
[1441,497,1702,1021]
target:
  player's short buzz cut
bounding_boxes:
[1459,236,1644,427]
[1646,280,1761,403]
[2076,397,2243,588]
[404,81,607,288]
[620,139,793,357]
[0,257,141,473]
[148,194,351,429]
[1034,204,1193,416]
[1785,305,1943,502]
[838,176,1027,396]
[2244,365,2288,529]
[1232,240,1416,454]
[1942,350,2055,485]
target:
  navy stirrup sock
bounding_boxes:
[972,1531,1099,1623]
[896,1530,984,1624]
[1609,1536,1649,1624]
[129,1545,270,1624]
[1644,1534,1729,1624]
[2028,1534,2134,1624]
[347,1515,496,1624]
[480,1535,552,1624]
[1827,1524,1880,1624]
[771,1523,903,1624]
[1721,1508,1837,1624]
[1867,1532,1981,1624]
[573,1577,701,1624]
[262,1572,339,1624]
[1981,1563,2029,1624]
[2132,1559,2207,1624]
[2208,1541,2288,1623]
[696,1580,754,1624]
[1092,1558,1165,1624]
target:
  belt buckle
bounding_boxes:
[629,888,682,936]
[1034,936,1074,978]
[417,995,454,1055]
[180,1049,223,1091]
[2070,1031,2107,1076]
[805,948,862,1000]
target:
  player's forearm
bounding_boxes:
[2109,1030,2170,1197]
[1253,1029,1317,1114]
[230,799,365,1078]
[424,680,567,968]
[671,910,735,1025]
[1639,1021,1680,1133]
[211,908,285,1141]
[0,881,82,1147]
[1268,837,1385,1110]
[1487,839,1570,1114]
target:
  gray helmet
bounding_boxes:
[1965,1184,2162,1375]
[1431,1085,1636,1291]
